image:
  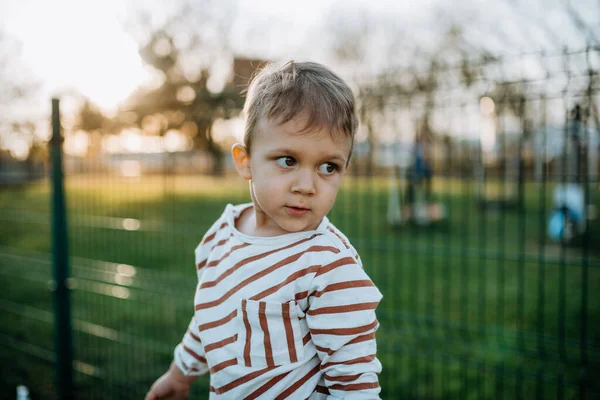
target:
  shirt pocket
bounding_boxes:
[236,299,305,368]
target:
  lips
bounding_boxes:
[286,206,310,217]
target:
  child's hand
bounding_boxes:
[145,362,197,400]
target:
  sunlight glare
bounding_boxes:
[122,218,141,231]
[7,135,30,160]
[163,130,192,152]
[117,264,137,277]
[111,286,130,299]
[64,130,90,157]
[11,0,152,113]
[121,129,143,153]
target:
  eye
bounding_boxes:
[276,156,296,168]
[318,162,338,175]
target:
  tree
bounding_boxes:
[0,30,38,109]
[0,29,41,171]
[119,1,243,175]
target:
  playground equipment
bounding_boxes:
[543,104,598,242]
[387,133,447,227]
[547,184,586,241]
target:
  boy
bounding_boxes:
[146,61,383,399]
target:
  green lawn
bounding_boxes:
[0,174,598,399]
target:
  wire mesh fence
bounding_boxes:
[1,47,599,399]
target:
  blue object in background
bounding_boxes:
[548,209,566,241]
[548,184,586,242]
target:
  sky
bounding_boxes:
[0,0,598,158]
[0,0,448,117]
[0,0,597,115]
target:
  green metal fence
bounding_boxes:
[1,48,599,399]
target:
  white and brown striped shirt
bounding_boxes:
[174,203,383,399]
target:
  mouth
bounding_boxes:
[285,206,310,216]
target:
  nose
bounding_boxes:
[291,168,316,196]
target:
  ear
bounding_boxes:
[231,143,252,180]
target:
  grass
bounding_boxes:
[0,173,599,399]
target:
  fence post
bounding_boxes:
[50,97,73,399]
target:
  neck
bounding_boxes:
[248,182,288,236]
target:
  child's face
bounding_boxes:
[245,116,352,235]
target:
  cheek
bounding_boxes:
[253,172,287,199]
[318,178,342,201]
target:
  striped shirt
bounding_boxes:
[174,203,383,399]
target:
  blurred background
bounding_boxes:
[1,0,599,398]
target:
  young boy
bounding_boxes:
[146,61,383,399]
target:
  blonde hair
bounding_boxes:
[243,61,358,161]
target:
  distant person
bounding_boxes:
[146,61,383,399]
[405,133,433,220]
[413,133,432,200]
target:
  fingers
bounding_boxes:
[145,386,162,400]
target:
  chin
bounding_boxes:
[281,225,307,234]
[288,220,321,233]
[277,220,312,233]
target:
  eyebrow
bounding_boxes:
[269,147,347,164]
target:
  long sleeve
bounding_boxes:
[306,249,383,399]
[173,217,227,376]
[174,316,210,376]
